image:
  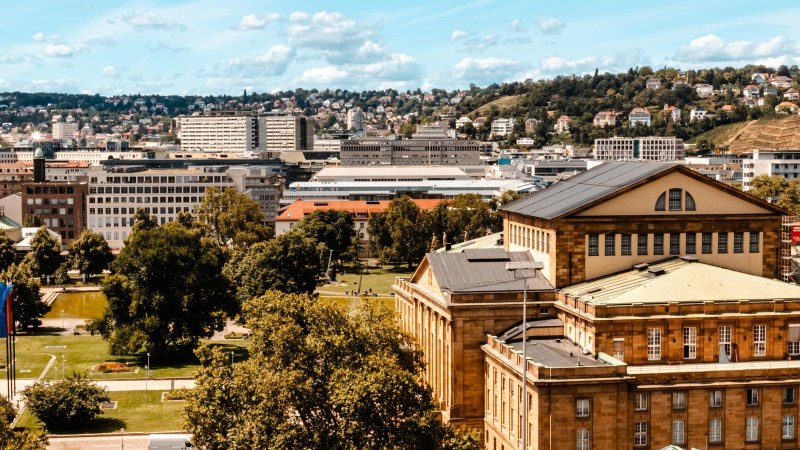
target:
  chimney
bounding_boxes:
[33,148,46,183]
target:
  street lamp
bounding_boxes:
[230,351,234,366]
[120,428,124,450]
[61,355,66,381]
[146,352,150,391]
[506,260,544,450]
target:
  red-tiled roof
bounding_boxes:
[276,198,444,221]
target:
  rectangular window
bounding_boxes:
[634,393,648,411]
[790,325,800,356]
[672,420,685,445]
[576,399,590,418]
[734,231,744,253]
[750,232,760,253]
[634,422,647,446]
[683,327,697,359]
[588,235,599,256]
[747,388,759,406]
[621,234,631,256]
[784,415,795,440]
[647,328,661,361]
[785,387,796,405]
[576,429,590,450]
[613,338,624,361]
[719,325,732,358]
[605,234,615,256]
[685,233,696,254]
[710,390,723,407]
[670,233,680,255]
[669,188,682,210]
[718,232,728,253]
[672,391,686,410]
[754,325,766,357]
[654,234,664,255]
[637,234,648,255]
[709,418,722,443]
[746,416,759,442]
[702,232,712,254]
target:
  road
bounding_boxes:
[1,378,196,398]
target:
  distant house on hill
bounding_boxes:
[769,75,793,89]
[775,102,800,114]
[554,115,570,134]
[593,111,618,127]
[628,108,651,127]
[690,107,707,122]
[694,84,714,98]
[785,89,800,101]
[751,72,769,85]
[645,78,661,90]
[743,85,761,99]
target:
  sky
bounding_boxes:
[1,0,800,95]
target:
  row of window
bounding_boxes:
[90,208,192,228]
[27,208,75,217]
[631,415,793,446]
[630,387,796,413]
[588,231,760,256]
[644,324,793,361]
[89,175,230,184]
[90,196,202,205]
[25,197,76,206]
[508,223,551,254]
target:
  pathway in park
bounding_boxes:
[47,434,150,450]
[1,377,196,398]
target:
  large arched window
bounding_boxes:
[685,192,696,211]
[655,192,666,211]
[655,189,696,211]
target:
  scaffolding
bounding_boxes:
[781,215,800,283]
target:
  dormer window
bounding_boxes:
[655,189,696,211]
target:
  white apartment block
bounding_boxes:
[490,118,515,138]
[742,149,800,191]
[690,107,707,122]
[346,108,363,131]
[628,108,651,127]
[52,121,79,141]
[594,137,685,161]
[177,114,257,152]
[259,115,314,152]
[87,167,235,249]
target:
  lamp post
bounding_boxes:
[230,351,234,366]
[61,354,65,381]
[506,260,543,450]
[120,428,124,450]
[146,352,150,391]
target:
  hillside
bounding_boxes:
[689,121,754,146]
[727,116,800,154]
[469,95,521,117]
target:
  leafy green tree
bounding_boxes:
[185,291,480,450]
[91,223,234,354]
[367,196,428,268]
[68,230,113,278]
[54,262,70,286]
[224,231,322,305]
[195,187,273,248]
[24,227,62,279]
[748,174,789,203]
[131,208,157,233]
[445,194,502,243]
[778,179,800,214]
[294,210,355,263]
[3,263,50,330]
[22,215,42,228]
[0,397,48,449]
[22,373,110,431]
[0,233,16,272]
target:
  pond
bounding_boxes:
[44,291,107,319]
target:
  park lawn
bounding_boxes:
[18,390,186,433]
[317,264,414,297]
[324,296,394,312]
[11,335,249,380]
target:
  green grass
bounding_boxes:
[17,390,186,433]
[317,264,413,297]
[44,291,106,319]
[8,336,248,380]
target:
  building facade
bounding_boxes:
[594,137,685,161]
[177,113,257,153]
[742,149,800,191]
[259,114,314,152]
[340,138,483,166]
[628,108,652,127]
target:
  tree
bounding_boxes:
[445,194,502,243]
[68,230,113,278]
[185,291,480,450]
[22,374,110,431]
[131,208,157,233]
[0,397,48,449]
[22,215,42,228]
[748,174,789,203]
[224,231,322,306]
[3,263,50,330]
[90,223,234,354]
[367,196,428,268]
[777,178,800,214]
[294,210,355,263]
[195,187,273,248]
[0,233,16,272]
[24,227,62,279]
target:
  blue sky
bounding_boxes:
[1,0,800,95]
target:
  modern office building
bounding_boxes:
[742,149,800,191]
[259,114,315,152]
[227,167,285,224]
[346,107,363,131]
[340,137,483,166]
[51,116,79,141]
[177,112,258,153]
[594,137,685,161]
[394,161,795,448]
[491,118,516,138]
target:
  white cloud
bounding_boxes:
[120,11,186,31]
[84,37,117,47]
[674,34,800,62]
[219,44,296,77]
[358,53,421,80]
[356,41,388,60]
[451,29,469,40]
[287,11,376,63]
[32,32,61,42]
[42,44,75,58]
[511,19,528,33]
[0,54,27,64]
[539,49,649,75]
[101,66,119,77]
[289,11,310,22]
[237,13,279,31]
[32,32,45,42]
[453,57,520,83]
[294,66,349,85]
[538,17,565,35]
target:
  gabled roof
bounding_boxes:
[425,249,553,293]
[562,257,800,306]
[501,161,785,220]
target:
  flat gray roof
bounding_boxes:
[427,249,553,293]
[508,338,607,368]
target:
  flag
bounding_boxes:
[0,283,7,338]
[4,283,12,337]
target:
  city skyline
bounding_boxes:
[1,0,799,95]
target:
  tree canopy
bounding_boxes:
[4,263,50,330]
[185,291,479,450]
[746,174,800,213]
[68,230,113,278]
[195,187,273,248]
[91,220,234,354]
[294,210,355,263]
[0,397,47,449]
[22,374,110,431]
[24,227,62,279]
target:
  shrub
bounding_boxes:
[95,362,131,373]
[22,373,110,430]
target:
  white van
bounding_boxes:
[148,434,194,449]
